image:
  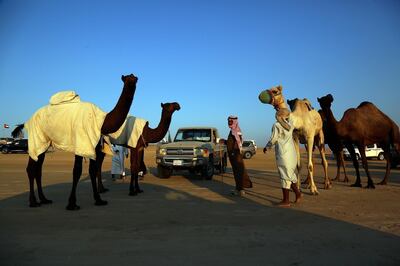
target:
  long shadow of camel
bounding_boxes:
[1,168,400,265]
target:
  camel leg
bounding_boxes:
[89,158,108,206]
[66,155,83,210]
[96,150,109,193]
[378,144,391,185]
[129,147,144,196]
[26,156,41,207]
[140,155,147,175]
[318,143,331,189]
[358,146,375,189]
[306,138,319,195]
[346,144,362,187]
[293,136,303,189]
[35,153,52,204]
[340,151,349,183]
[332,150,341,181]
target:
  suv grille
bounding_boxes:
[166,148,194,156]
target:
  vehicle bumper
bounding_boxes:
[156,156,207,169]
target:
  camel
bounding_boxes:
[318,110,349,182]
[317,94,400,188]
[12,74,138,210]
[259,85,331,194]
[96,102,181,196]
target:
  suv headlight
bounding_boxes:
[194,148,209,157]
[158,148,167,156]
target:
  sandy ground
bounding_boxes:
[0,146,399,265]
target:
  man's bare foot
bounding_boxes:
[277,200,291,208]
[295,193,302,204]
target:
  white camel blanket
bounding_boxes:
[106,116,148,151]
[25,91,107,161]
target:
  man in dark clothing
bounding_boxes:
[227,115,252,196]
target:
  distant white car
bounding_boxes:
[246,140,257,150]
[343,144,385,161]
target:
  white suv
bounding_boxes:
[343,144,385,161]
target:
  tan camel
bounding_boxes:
[259,85,331,194]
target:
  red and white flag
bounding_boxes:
[3,124,9,128]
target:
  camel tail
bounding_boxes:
[12,124,25,138]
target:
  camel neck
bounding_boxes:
[101,82,136,134]
[323,106,341,136]
[142,109,173,143]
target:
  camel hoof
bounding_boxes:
[365,184,375,189]
[343,178,349,183]
[40,198,53,205]
[350,183,362,188]
[66,204,80,211]
[98,187,109,194]
[324,184,332,190]
[136,189,144,194]
[311,190,319,196]
[95,199,108,206]
[129,191,138,196]
[332,177,340,182]
[377,181,387,185]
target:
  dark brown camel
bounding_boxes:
[96,102,181,196]
[318,110,349,182]
[12,74,138,210]
[317,94,400,188]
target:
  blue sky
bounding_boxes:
[1,0,399,146]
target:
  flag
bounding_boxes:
[4,124,9,128]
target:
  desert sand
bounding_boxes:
[0,146,399,265]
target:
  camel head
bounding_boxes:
[121,74,138,86]
[161,102,181,114]
[258,85,286,110]
[317,94,334,110]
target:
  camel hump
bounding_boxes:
[357,101,373,108]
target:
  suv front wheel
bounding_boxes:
[378,153,385,161]
[157,165,172,179]
[202,157,214,180]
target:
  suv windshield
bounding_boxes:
[242,141,253,147]
[174,129,211,142]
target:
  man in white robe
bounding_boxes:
[264,108,302,207]
[111,144,128,180]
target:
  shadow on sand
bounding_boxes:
[1,165,399,266]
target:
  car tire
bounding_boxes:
[244,151,252,159]
[2,147,8,154]
[202,158,214,180]
[157,165,172,179]
[356,154,360,160]
[378,153,385,161]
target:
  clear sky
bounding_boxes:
[1,0,399,146]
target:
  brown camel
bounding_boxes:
[96,102,181,196]
[259,85,331,194]
[12,74,138,210]
[318,110,349,182]
[317,94,400,188]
